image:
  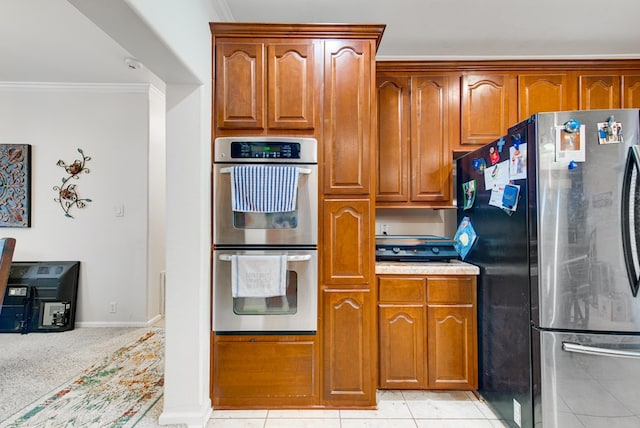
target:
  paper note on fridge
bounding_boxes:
[489,184,520,212]
[484,160,510,190]
[509,143,527,180]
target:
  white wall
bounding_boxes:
[68,0,221,425]
[0,83,161,326]
[376,208,457,237]
[147,86,166,320]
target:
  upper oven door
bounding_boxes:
[213,163,318,246]
[213,137,318,247]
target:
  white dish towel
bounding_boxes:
[230,165,299,213]
[231,254,288,298]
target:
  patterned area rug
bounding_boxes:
[0,329,164,428]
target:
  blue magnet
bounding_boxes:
[568,160,577,170]
[496,138,506,153]
[510,134,522,150]
[564,119,581,133]
[472,158,487,172]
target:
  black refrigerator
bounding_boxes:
[456,109,640,428]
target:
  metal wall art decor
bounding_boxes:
[0,144,31,227]
[53,148,92,218]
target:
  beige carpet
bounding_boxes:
[0,324,168,427]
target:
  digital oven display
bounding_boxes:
[230,142,301,159]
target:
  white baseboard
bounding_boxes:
[76,314,163,328]
[159,401,212,427]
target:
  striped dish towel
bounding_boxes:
[230,165,300,212]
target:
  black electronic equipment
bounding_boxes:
[0,261,80,333]
[375,235,459,262]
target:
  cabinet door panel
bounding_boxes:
[623,75,640,108]
[322,199,371,285]
[411,75,451,202]
[427,305,477,389]
[579,74,621,109]
[461,73,517,147]
[323,40,373,194]
[212,337,317,407]
[216,42,265,130]
[518,73,576,120]
[379,306,426,389]
[323,290,375,406]
[376,75,410,202]
[268,42,316,130]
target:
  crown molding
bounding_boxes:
[0,81,153,93]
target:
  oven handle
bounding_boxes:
[218,254,311,262]
[219,166,311,175]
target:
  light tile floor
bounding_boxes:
[207,390,509,428]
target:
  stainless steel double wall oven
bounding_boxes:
[212,136,318,334]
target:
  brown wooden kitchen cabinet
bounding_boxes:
[426,276,478,390]
[322,198,372,286]
[211,333,319,408]
[323,39,376,195]
[213,36,319,133]
[320,30,381,408]
[517,73,577,121]
[377,274,478,391]
[211,23,384,410]
[375,70,454,207]
[322,289,376,406]
[623,74,640,107]
[378,276,427,389]
[376,60,640,155]
[578,73,622,110]
[460,73,518,149]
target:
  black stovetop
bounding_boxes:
[375,235,459,262]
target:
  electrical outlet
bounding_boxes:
[513,398,522,427]
[109,302,117,313]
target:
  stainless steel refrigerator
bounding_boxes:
[456,109,640,428]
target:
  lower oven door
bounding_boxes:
[213,249,317,334]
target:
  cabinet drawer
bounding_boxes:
[427,277,475,304]
[378,277,425,303]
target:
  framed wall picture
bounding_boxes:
[0,144,31,227]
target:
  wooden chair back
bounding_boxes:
[0,238,16,309]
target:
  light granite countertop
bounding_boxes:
[376,260,479,275]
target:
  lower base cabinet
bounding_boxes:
[378,275,478,390]
[211,334,319,408]
[322,289,377,407]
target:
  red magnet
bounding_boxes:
[489,147,500,165]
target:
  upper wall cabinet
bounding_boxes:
[623,75,640,107]
[459,73,517,149]
[377,60,640,154]
[517,73,577,121]
[376,70,453,207]
[214,39,319,133]
[323,39,375,195]
[578,73,621,110]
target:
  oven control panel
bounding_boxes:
[230,142,301,159]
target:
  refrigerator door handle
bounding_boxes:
[563,342,640,359]
[621,145,640,297]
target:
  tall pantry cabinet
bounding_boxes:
[210,23,385,409]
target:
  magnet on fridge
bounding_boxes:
[472,158,487,172]
[502,184,519,210]
[568,160,577,170]
[462,179,476,210]
[489,147,500,165]
[597,116,624,144]
[564,119,581,133]
[511,134,522,150]
[497,138,506,153]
